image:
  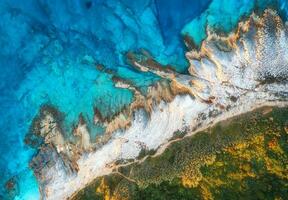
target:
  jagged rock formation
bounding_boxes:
[28,9,288,199]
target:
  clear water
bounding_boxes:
[182,0,287,47]
[0,0,286,199]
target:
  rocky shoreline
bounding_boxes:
[25,9,288,199]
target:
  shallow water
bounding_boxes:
[182,0,288,46]
[0,0,287,199]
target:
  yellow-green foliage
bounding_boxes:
[73,106,288,200]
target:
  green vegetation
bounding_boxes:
[72,106,288,200]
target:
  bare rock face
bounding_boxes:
[183,10,288,104]
[25,106,63,149]
[25,106,82,196]
[30,144,58,181]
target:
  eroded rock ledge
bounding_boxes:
[26,9,288,199]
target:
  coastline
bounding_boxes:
[34,9,288,199]
[71,104,288,200]
[1,1,288,199]
[48,99,288,200]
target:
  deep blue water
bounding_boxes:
[0,0,287,199]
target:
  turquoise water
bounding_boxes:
[182,0,288,47]
[0,0,287,199]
